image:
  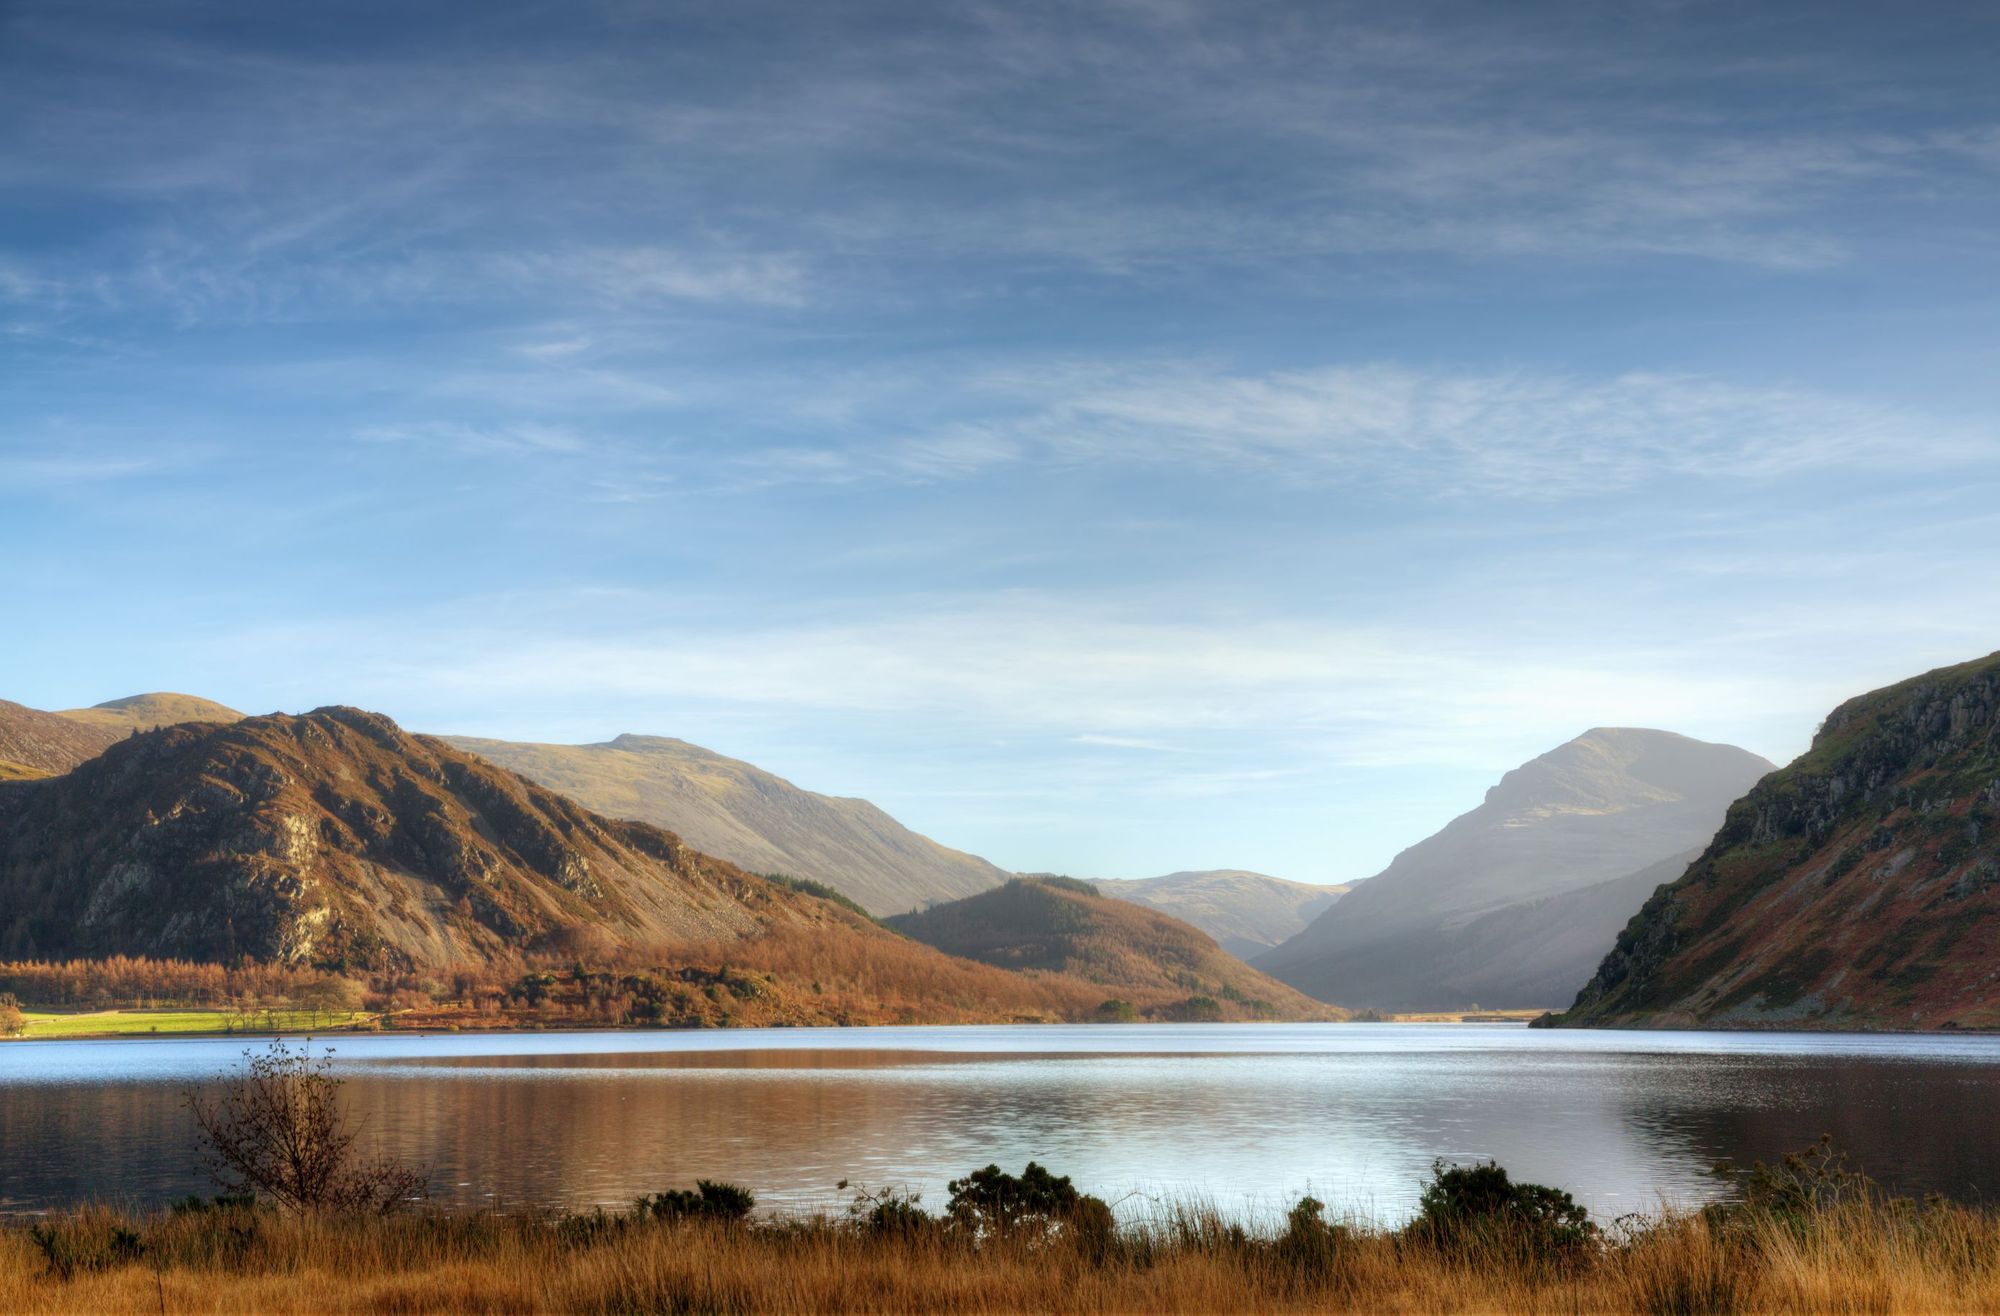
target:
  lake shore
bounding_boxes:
[5,1175,1995,1314]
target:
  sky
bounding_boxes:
[4,0,1999,884]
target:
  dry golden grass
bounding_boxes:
[6,1193,2000,1314]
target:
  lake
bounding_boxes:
[5,1023,1999,1224]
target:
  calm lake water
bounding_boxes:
[5,1024,1999,1224]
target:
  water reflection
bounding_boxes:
[4,1025,1999,1221]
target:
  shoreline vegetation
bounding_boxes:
[0,947,1340,1042]
[7,1146,1998,1312]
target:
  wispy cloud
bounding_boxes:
[724,362,1990,498]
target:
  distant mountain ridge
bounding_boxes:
[887,876,1342,1021]
[0,693,246,779]
[446,733,1007,916]
[1089,870,1352,959]
[1258,728,1774,1011]
[1556,652,2000,1031]
[58,692,245,733]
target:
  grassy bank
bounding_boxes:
[13,1008,377,1040]
[6,1172,1999,1312]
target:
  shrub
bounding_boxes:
[946,1162,1114,1247]
[1095,998,1138,1022]
[1707,1134,1875,1232]
[1407,1160,1596,1263]
[849,1185,936,1238]
[28,1209,144,1280]
[635,1180,756,1223]
[1277,1195,1351,1278]
[185,1039,427,1215]
[0,994,23,1037]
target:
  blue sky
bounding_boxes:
[4,0,1998,883]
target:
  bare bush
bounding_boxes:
[185,1038,425,1215]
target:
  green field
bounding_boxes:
[13,1008,377,1039]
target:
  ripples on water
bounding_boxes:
[4,1024,1998,1222]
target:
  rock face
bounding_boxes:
[1557,652,2000,1030]
[887,876,1342,1021]
[1257,728,1774,1011]
[1090,870,1351,960]
[0,708,866,970]
[0,700,124,776]
[445,733,1006,916]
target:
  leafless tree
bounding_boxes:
[185,1038,425,1215]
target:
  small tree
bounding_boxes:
[1407,1160,1596,1262]
[946,1162,1113,1247]
[0,992,25,1037]
[185,1039,425,1215]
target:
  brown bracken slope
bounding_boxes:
[0,700,123,776]
[889,877,1344,1021]
[1555,650,2000,1031]
[0,707,1215,1025]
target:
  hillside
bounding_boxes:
[1257,728,1774,1011]
[1555,652,2000,1031]
[0,700,123,775]
[56,692,245,733]
[887,876,1343,1021]
[445,733,1006,915]
[1090,870,1352,959]
[0,707,1208,1026]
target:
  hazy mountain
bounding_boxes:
[1090,870,1353,959]
[57,692,244,733]
[1556,652,2000,1031]
[888,876,1342,1021]
[1258,728,1775,1011]
[445,733,1006,916]
[0,699,123,777]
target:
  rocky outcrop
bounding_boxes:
[1556,651,2000,1030]
[0,707,851,969]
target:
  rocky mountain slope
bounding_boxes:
[1257,728,1774,1011]
[0,700,123,777]
[1090,870,1352,959]
[887,876,1342,1021]
[1555,652,2000,1031]
[57,692,244,733]
[445,733,1006,915]
[0,706,1311,1026]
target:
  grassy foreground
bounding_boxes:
[14,1008,376,1039]
[6,1188,2000,1313]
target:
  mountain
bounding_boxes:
[444,733,1006,916]
[887,876,1343,1021]
[1555,652,2000,1031]
[0,706,1165,1025]
[1089,870,1352,959]
[0,700,123,777]
[1257,728,1775,1011]
[56,692,244,733]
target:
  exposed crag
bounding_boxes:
[1556,651,2000,1030]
